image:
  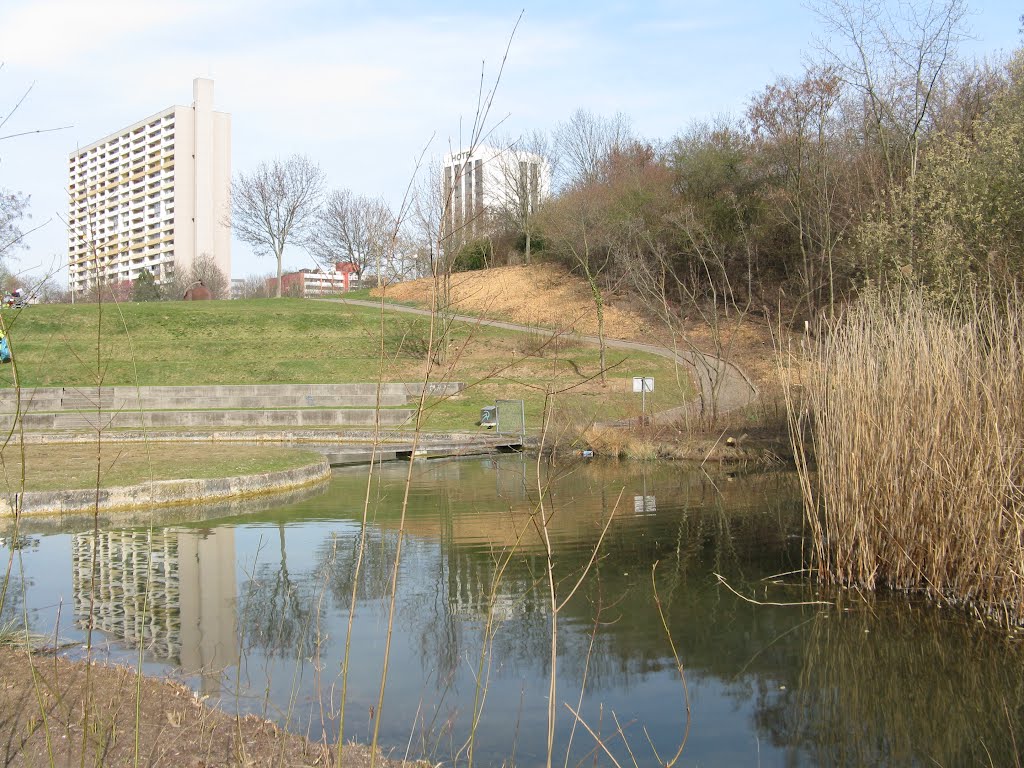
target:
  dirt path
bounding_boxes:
[322,296,758,419]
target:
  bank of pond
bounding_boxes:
[2,455,1022,767]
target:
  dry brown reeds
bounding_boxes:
[785,290,1024,624]
[579,424,629,457]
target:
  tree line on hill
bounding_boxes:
[231,0,1023,324]
[1,0,1020,315]
[472,0,1024,323]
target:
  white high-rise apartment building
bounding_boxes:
[441,145,550,242]
[67,78,231,296]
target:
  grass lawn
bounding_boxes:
[0,299,692,432]
[0,443,325,492]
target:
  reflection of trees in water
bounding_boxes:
[410,537,461,687]
[432,473,806,695]
[315,528,398,608]
[0,535,40,553]
[240,521,400,662]
[311,523,466,684]
[177,459,1024,763]
[235,463,807,699]
[240,525,315,659]
[755,605,1024,766]
[1,537,38,627]
[0,572,27,626]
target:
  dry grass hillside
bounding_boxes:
[379,263,651,339]
[375,263,780,388]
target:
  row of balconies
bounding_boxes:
[70,245,170,269]
[129,227,173,244]
[69,172,175,208]
[130,231,174,248]
[70,218,172,251]
[69,120,175,168]
[70,252,172,282]
[69,194,174,229]
[70,180,172,210]
[70,150,174,181]
[70,212,172,240]
[70,156,175,191]
[69,141,175,181]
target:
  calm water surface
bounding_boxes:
[3,455,1023,766]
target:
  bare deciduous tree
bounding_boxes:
[490,132,553,264]
[748,65,856,314]
[553,108,633,189]
[0,188,29,257]
[188,253,229,299]
[163,253,229,300]
[1,76,40,261]
[310,189,396,280]
[29,274,69,304]
[235,273,272,299]
[231,155,324,297]
[812,0,970,193]
[539,188,614,385]
[410,159,461,364]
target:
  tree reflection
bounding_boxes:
[755,604,1024,766]
[239,525,315,658]
[1,537,38,629]
[470,482,805,695]
[316,527,398,608]
[224,458,1024,765]
[0,572,26,626]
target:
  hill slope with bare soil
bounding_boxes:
[378,263,653,340]
[376,263,777,389]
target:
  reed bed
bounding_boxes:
[787,292,1024,624]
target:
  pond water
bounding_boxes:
[3,455,1023,766]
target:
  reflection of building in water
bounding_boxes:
[72,527,237,693]
[633,495,657,516]
[446,547,545,623]
[493,454,531,503]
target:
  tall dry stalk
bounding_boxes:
[365,21,523,762]
[785,290,1024,622]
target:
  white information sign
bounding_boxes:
[632,377,654,393]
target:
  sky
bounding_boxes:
[0,0,1020,286]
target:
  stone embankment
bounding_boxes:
[1,459,332,517]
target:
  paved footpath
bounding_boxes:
[321,298,758,420]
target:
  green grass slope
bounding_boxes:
[0,298,692,430]
[1,444,325,492]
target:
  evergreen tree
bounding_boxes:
[132,270,161,302]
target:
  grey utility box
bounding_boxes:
[478,405,498,428]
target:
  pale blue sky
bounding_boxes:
[0,0,1020,284]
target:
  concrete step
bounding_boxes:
[59,387,113,407]
[2,408,417,431]
[0,383,464,414]
[58,394,409,410]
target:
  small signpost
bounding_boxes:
[633,376,654,424]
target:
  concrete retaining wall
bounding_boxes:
[0,408,417,431]
[0,457,332,517]
[0,383,464,414]
[0,409,418,431]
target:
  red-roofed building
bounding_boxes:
[267,262,359,297]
